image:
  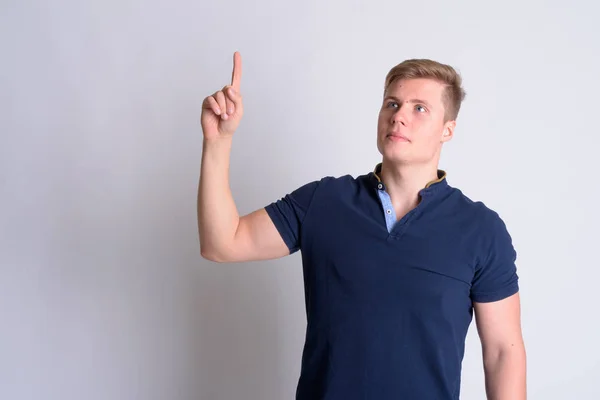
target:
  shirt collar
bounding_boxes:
[370,163,448,193]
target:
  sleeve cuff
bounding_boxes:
[264,203,299,254]
[471,282,519,303]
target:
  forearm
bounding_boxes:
[483,343,527,400]
[197,136,239,260]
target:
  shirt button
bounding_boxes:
[378,184,383,189]
[386,209,392,214]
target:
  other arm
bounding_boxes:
[474,292,527,400]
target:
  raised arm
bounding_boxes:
[197,52,289,263]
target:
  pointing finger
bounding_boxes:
[231,51,242,91]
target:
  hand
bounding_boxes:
[201,51,244,141]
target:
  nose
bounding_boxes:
[391,108,407,126]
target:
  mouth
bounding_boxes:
[386,133,410,142]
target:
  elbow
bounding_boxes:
[199,230,240,263]
[200,243,233,263]
[200,245,224,263]
[199,233,223,262]
[200,249,217,262]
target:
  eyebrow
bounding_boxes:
[384,96,433,109]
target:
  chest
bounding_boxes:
[301,198,479,306]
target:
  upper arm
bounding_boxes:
[470,209,519,303]
[211,179,322,263]
[471,208,524,352]
[473,292,524,354]
[474,294,527,400]
[224,208,290,262]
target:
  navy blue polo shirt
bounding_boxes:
[264,164,519,400]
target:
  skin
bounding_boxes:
[198,52,526,399]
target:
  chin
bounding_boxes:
[381,147,412,164]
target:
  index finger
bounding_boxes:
[231,51,242,91]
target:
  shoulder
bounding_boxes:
[274,171,367,210]
[445,186,514,254]
[448,186,516,265]
[306,171,373,195]
[447,186,508,230]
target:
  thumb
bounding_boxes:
[226,86,243,109]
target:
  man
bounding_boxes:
[198,52,527,399]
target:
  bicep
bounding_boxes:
[223,179,322,263]
[473,292,524,354]
[228,208,289,262]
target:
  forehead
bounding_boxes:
[385,78,445,104]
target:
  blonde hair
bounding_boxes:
[384,59,466,122]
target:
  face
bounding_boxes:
[376,78,455,165]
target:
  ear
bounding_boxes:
[441,120,456,143]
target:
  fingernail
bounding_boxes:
[228,108,233,114]
[215,108,221,115]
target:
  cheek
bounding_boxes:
[412,119,441,144]
[377,113,388,131]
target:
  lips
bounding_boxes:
[387,132,410,142]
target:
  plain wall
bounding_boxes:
[2,0,599,399]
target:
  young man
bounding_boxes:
[198,52,527,399]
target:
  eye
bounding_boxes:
[415,105,427,113]
[386,101,399,108]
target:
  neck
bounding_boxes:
[379,160,440,208]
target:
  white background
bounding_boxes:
[2,0,599,399]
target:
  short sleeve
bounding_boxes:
[470,211,520,303]
[264,179,321,254]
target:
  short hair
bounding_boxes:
[384,59,466,122]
